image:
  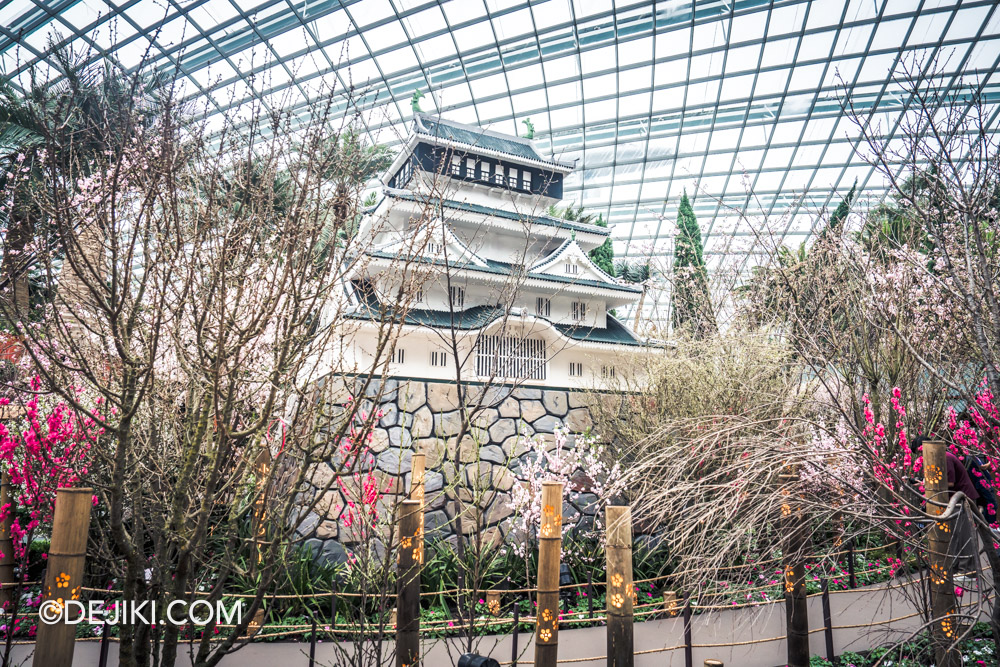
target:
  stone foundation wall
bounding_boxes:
[296,379,604,563]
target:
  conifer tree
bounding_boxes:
[588,214,615,276]
[671,191,715,337]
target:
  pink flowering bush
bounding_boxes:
[0,375,100,644]
[812,382,1000,544]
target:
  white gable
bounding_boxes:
[529,239,617,286]
[374,223,488,268]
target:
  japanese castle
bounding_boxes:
[345,113,645,388]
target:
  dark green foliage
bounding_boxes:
[588,215,615,276]
[671,191,715,337]
[859,170,943,264]
[0,46,164,326]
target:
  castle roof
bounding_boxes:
[383,191,609,238]
[363,250,640,296]
[347,284,643,347]
[413,113,574,172]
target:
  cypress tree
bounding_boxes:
[588,214,615,276]
[671,191,715,337]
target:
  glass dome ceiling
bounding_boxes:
[2,0,999,324]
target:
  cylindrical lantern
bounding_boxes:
[486,589,502,617]
[662,590,679,616]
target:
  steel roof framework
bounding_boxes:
[2,0,999,325]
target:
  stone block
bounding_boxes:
[387,426,412,448]
[434,411,462,437]
[369,428,391,453]
[316,519,339,539]
[410,406,433,438]
[479,444,506,465]
[376,471,406,495]
[427,383,460,412]
[488,418,516,443]
[379,402,399,428]
[310,463,336,491]
[542,391,569,417]
[492,466,515,492]
[417,438,445,468]
[447,435,480,463]
[399,381,426,411]
[532,415,562,434]
[562,501,581,525]
[366,378,397,399]
[424,470,444,493]
[498,397,520,418]
[520,400,546,423]
[425,510,450,538]
[295,510,321,537]
[376,447,412,475]
[501,435,528,458]
[568,392,594,409]
[469,408,499,430]
[573,492,600,515]
[484,499,514,525]
[512,387,542,400]
[464,461,493,487]
[426,490,447,510]
[565,408,593,433]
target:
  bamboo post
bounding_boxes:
[486,589,502,617]
[309,619,317,667]
[662,590,679,616]
[397,500,423,667]
[252,447,272,570]
[330,577,338,625]
[0,470,14,611]
[33,487,93,667]
[98,617,111,667]
[534,481,563,667]
[780,470,809,667]
[586,572,594,619]
[605,505,634,667]
[511,603,520,667]
[820,578,835,664]
[682,593,693,667]
[923,439,961,667]
[846,539,857,588]
[409,453,425,565]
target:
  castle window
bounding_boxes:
[565,262,579,275]
[602,365,616,379]
[536,297,551,317]
[394,348,405,364]
[395,160,412,188]
[431,351,448,367]
[478,160,490,180]
[569,362,583,377]
[466,157,476,175]
[451,155,462,176]
[571,301,587,321]
[476,335,546,380]
[522,172,532,191]
[449,286,465,308]
[428,242,443,255]
[508,167,519,188]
